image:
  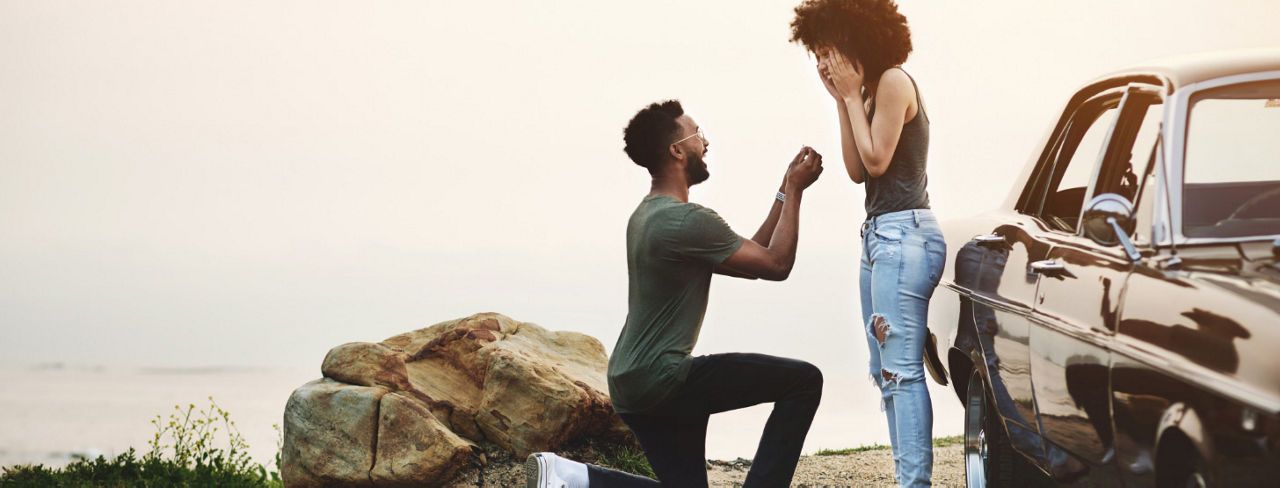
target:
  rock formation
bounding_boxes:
[282,312,630,487]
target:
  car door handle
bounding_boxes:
[972,233,1003,247]
[1029,260,1067,274]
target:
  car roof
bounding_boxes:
[1092,48,1280,91]
[999,49,1279,211]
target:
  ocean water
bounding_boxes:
[0,364,315,470]
[0,363,962,469]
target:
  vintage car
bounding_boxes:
[924,49,1280,487]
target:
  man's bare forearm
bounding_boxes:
[764,183,804,279]
[749,180,788,246]
[720,147,821,281]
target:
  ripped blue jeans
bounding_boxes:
[859,209,946,488]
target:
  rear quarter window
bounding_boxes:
[1182,79,1280,238]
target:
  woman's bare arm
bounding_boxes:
[826,54,916,179]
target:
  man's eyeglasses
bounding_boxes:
[671,130,706,145]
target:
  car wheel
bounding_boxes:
[964,369,1050,487]
[1183,467,1209,488]
[1167,457,1210,488]
[1157,439,1212,488]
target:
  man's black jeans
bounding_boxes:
[587,353,824,488]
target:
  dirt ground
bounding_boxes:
[444,442,966,487]
[725,445,965,487]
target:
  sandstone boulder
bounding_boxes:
[282,312,630,487]
[281,379,385,487]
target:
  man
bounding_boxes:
[527,100,825,488]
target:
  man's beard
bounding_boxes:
[686,151,710,185]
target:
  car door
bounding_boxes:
[1029,84,1164,484]
[964,218,1051,463]
[961,86,1125,468]
[1109,79,1280,486]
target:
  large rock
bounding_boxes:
[281,379,385,487]
[370,393,473,486]
[283,312,630,487]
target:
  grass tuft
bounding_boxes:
[596,445,657,480]
[814,436,965,456]
[814,443,891,456]
[932,435,963,447]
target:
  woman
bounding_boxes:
[791,1,946,486]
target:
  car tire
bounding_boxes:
[1179,458,1211,488]
[963,369,1051,487]
[1157,438,1211,488]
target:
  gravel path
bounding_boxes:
[445,442,966,487]
[707,445,964,487]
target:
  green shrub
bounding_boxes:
[0,397,282,488]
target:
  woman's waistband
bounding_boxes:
[861,208,936,233]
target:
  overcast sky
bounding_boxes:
[2,0,1277,374]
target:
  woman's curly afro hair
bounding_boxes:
[790,0,912,84]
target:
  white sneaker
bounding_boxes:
[526,452,570,488]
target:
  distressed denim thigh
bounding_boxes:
[864,225,928,383]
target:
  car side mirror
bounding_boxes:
[1082,193,1141,262]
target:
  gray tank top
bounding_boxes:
[864,68,930,218]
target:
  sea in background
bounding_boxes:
[4,0,1269,474]
[0,362,962,469]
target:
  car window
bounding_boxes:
[1095,93,1162,203]
[1036,103,1120,233]
[1183,79,1280,238]
[1130,105,1162,178]
[1131,136,1161,246]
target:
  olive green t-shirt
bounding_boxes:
[607,195,745,414]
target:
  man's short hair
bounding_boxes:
[623,100,684,173]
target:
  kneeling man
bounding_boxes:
[529,100,826,488]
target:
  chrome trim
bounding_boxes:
[1029,310,1114,343]
[968,291,1034,317]
[974,234,1006,246]
[1029,260,1066,274]
[1177,234,1280,246]
[1109,217,1142,262]
[964,369,989,488]
[1157,255,1183,270]
[1151,127,1172,245]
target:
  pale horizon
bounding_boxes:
[3,0,1277,374]
[4,0,1279,466]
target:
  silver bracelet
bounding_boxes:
[775,191,786,203]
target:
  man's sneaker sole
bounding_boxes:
[525,453,543,488]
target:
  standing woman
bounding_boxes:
[791,1,945,486]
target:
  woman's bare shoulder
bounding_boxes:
[878,68,915,98]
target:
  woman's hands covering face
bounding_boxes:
[816,48,864,102]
